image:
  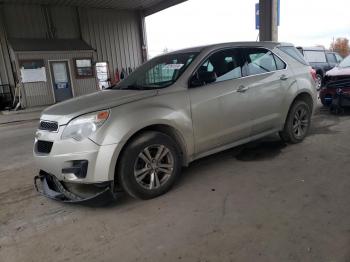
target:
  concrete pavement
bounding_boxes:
[0,106,350,262]
[0,106,45,125]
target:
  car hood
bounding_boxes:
[41,89,158,125]
[326,66,350,77]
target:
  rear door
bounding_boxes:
[242,48,290,135]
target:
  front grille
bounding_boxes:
[327,79,350,89]
[36,140,53,154]
[39,121,58,132]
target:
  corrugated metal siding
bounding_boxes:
[50,6,80,39]
[4,5,47,38]
[3,4,81,39]
[0,8,13,86]
[16,51,97,107]
[79,8,142,81]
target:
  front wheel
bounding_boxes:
[117,131,181,200]
[279,100,311,144]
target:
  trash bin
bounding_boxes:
[0,84,13,110]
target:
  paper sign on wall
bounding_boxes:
[20,67,47,83]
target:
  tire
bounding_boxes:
[279,100,311,144]
[117,131,181,200]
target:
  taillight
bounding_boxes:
[310,67,317,82]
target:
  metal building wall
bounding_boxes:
[0,6,14,86]
[16,51,97,108]
[3,4,80,39]
[79,8,143,81]
[0,4,144,107]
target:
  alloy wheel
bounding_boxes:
[292,106,309,139]
[134,144,174,190]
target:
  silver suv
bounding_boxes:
[34,42,317,203]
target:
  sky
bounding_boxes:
[145,0,350,57]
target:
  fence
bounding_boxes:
[0,84,13,110]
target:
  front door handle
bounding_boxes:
[237,85,249,93]
[280,74,289,81]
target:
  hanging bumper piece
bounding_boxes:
[34,170,117,206]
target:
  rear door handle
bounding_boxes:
[280,74,289,81]
[237,85,249,93]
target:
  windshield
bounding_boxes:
[339,55,350,68]
[112,52,199,90]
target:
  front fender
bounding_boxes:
[89,95,194,161]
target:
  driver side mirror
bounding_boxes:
[190,71,217,87]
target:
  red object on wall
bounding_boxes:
[115,69,120,83]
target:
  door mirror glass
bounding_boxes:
[190,71,217,87]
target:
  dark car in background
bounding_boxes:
[297,46,343,89]
[320,55,350,106]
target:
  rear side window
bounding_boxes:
[279,46,308,65]
[244,48,285,75]
[303,51,327,63]
[274,55,287,70]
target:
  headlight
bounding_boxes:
[61,110,110,141]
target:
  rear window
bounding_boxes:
[278,46,308,65]
[304,51,327,63]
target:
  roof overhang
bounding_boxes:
[0,0,187,16]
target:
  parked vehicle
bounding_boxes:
[320,55,350,106]
[297,46,342,89]
[34,42,317,204]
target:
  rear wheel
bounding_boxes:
[280,100,311,144]
[117,131,181,200]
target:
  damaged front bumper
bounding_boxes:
[34,171,117,205]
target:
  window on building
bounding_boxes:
[75,58,94,78]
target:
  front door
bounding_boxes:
[50,61,73,102]
[189,48,252,155]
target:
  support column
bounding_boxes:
[259,0,278,41]
[138,12,148,62]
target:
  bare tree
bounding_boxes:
[330,38,350,57]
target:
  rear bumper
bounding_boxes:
[34,171,117,205]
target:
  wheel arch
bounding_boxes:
[113,123,189,186]
[282,91,314,127]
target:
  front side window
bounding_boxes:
[245,49,277,75]
[303,51,327,63]
[113,52,198,90]
[197,48,244,83]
